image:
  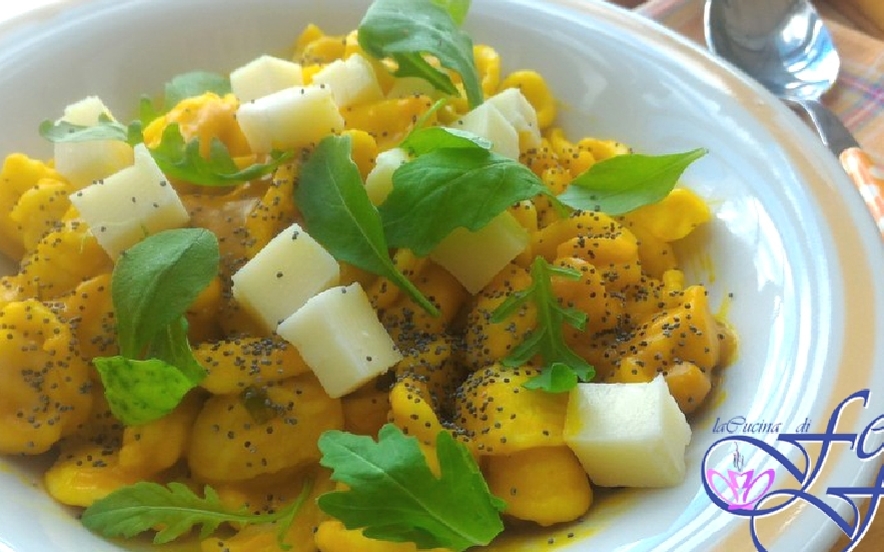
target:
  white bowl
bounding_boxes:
[1,1,883,551]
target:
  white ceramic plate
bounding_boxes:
[1,1,883,551]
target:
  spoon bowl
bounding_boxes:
[706,0,840,103]
[705,0,884,235]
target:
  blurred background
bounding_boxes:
[608,0,883,37]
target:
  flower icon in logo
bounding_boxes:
[705,444,776,511]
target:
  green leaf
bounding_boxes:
[559,148,707,215]
[149,123,293,186]
[274,476,315,551]
[38,115,130,143]
[522,362,579,393]
[126,119,145,146]
[491,257,595,393]
[147,317,206,384]
[296,135,439,316]
[317,424,505,552]
[112,228,219,358]
[95,229,219,426]
[164,71,231,110]
[138,95,161,126]
[379,147,549,256]
[405,97,449,140]
[399,126,491,156]
[93,356,199,426]
[431,0,471,24]
[81,478,313,545]
[358,0,483,108]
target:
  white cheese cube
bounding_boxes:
[236,85,345,153]
[231,222,340,332]
[53,96,134,190]
[60,96,112,126]
[311,54,384,108]
[451,102,520,160]
[486,88,542,149]
[430,211,528,294]
[364,147,409,206]
[69,143,188,258]
[230,55,304,103]
[563,375,692,488]
[277,283,402,399]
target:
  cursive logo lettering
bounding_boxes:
[701,389,884,551]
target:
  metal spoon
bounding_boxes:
[704,0,884,235]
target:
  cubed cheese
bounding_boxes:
[430,211,529,294]
[69,143,187,258]
[485,88,542,149]
[310,54,384,108]
[236,85,344,153]
[277,283,402,399]
[563,375,692,488]
[231,222,340,332]
[230,55,303,103]
[53,96,134,190]
[364,147,409,205]
[450,102,520,160]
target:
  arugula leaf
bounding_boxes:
[98,319,206,426]
[491,257,594,393]
[150,123,292,186]
[147,317,206,384]
[126,120,145,146]
[94,229,218,425]
[93,356,200,426]
[522,362,583,393]
[358,0,483,108]
[318,424,505,552]
[296,135,439,316]
[138,96,162,127]
[431,0,471,24]
[111,228,219,358]
[559,148,707,215]
[38,114,130,143]
[379,147,550,256]
[399,125,491,155]
[81,477,313,547]
[164,71,231,111]
[405,97,449,141]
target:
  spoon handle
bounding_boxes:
[840,148,884,237]
[794,99,884,237]
[793,99,859,155]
